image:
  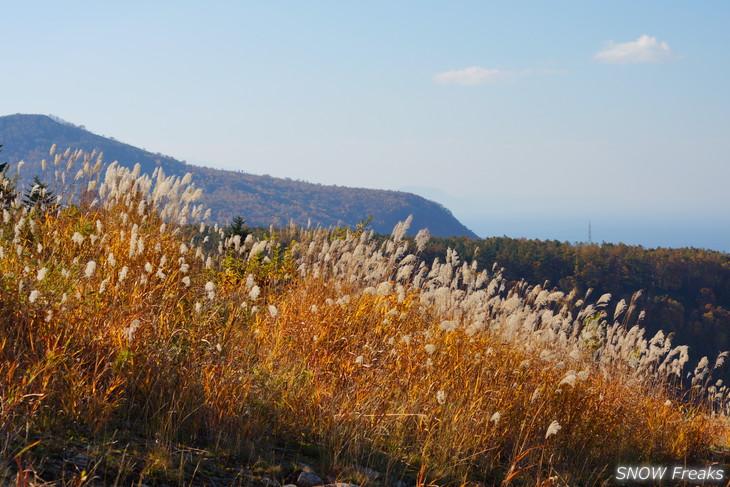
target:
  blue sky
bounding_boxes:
[2,1,729,250]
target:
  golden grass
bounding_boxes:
[0,156,727,485]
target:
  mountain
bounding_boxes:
[0,114,477,237]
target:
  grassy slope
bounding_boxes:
[0,152,728,486]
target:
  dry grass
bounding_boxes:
[0,150,727,486]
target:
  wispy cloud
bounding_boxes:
[433,66,528,86]
[594,35,678,65]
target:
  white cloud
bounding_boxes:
[434,66,526,86]
[594,35,677,65]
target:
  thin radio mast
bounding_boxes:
[588,221,592,244]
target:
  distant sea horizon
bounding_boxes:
[460,215,729,254]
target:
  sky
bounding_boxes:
[2,1,729,251]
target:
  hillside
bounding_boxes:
[424,235,730,379]
[0,113,477,237]
[0,160,726,485]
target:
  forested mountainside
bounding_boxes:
[0,114,477,238]
[424,235,730,372]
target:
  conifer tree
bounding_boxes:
[24,175,56,211]
[0,145,18,208]
[225,215,249,239]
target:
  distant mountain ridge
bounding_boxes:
[0,114,477,237]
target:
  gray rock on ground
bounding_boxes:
[355,466,380,480]
[297,471,325,487]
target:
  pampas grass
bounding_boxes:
[0,150,727,486]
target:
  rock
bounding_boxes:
[355,465,380,480]
[297,471,325,487]
[297,462,317,473]
[69,453,92,466]
[324,483,360,487]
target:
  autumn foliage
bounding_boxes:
[0,150,727,485]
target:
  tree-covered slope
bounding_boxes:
[0,113,477,238]
[423,235,730,375]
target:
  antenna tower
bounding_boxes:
[588,221,592,244]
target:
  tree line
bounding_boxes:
[422,235,730,372]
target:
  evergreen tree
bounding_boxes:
[0,145,18,208]
[24,176,56,211]
[225,215,249,239]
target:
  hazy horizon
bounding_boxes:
[397,185,727,252]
